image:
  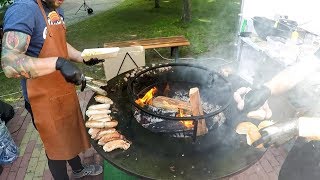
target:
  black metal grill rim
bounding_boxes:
[127,62,233,121]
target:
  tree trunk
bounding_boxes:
[155,0,160,8]
[182,0,191,22]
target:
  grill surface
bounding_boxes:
[84,63,273,180]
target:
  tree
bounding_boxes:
[155,0,160,8]
[182,0,191,22]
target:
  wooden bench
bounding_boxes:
[104,36,190,61]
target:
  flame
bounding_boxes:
[135,87,157,107]
[177,108,194,128]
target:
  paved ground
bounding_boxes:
[62,0,124,26]
[0,89,288,180]
[0,90,103,180]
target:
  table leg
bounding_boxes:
[171,47,179,62]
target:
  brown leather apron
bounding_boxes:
[26,0,90,160]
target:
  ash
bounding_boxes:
[133,109,162,128]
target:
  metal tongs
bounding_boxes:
[84,76,108,96]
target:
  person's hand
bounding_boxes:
[242,85,271,113]
[56,57,86,91]
[234,86,272,120]
[252,119,299,148]
[83,58,104,66]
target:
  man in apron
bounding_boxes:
[235,53,320,179]
[1,0,103,179]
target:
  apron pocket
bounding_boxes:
[49,92,76,128]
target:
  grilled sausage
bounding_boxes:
[89,114,110,121]
[85,109,111,117]
[95,128,117,140]
[85,120,118,128]
[88,128,101,139]
[94,95,114,104]
[88,104,111,110]
[90,117,112,122]
[103,139,131,152]
[98,132,124,145]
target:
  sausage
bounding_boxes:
[233,91,242,104]
[85,109,111,117]
[89,114,110,121]
[237,100,245,110]
[95,128,117,140]
[262,102,272,119]
[88,104,111,110]
[90,117,112,122]
[94,95,113,104]
[88,128,101,139]
[85,120,118,128]
[103,139,131,152]
[87,84,108,96]
[234,87,251,110]
[98,132,124,145]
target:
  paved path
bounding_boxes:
[0,89,288,180]
[62,0,124,26]
[0,90,103,180]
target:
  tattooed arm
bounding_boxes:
[67,43,82,63]
[1,31,57,79]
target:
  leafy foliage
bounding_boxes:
[0,0,12,7]
[1,0,11,6]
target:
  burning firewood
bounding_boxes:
[189,88,208,136]
[152,96,191,113]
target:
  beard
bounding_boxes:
[44,0,63,9]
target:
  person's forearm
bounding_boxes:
[264,56,320,95]
[1,31,57,79]
[67,43,82,63]
[298,117,320,139]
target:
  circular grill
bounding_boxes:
[127,63,233,139]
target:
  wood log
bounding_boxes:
[189,88,208,136]
[152,96,191,113]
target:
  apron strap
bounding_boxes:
[36,0,64,36]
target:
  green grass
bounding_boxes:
[67,0,240,55]
[0,0,240,103]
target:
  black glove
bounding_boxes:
[252,119,299,148]
[56,57,86,91]
[83,58,104,66]
[242,85,271,113]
